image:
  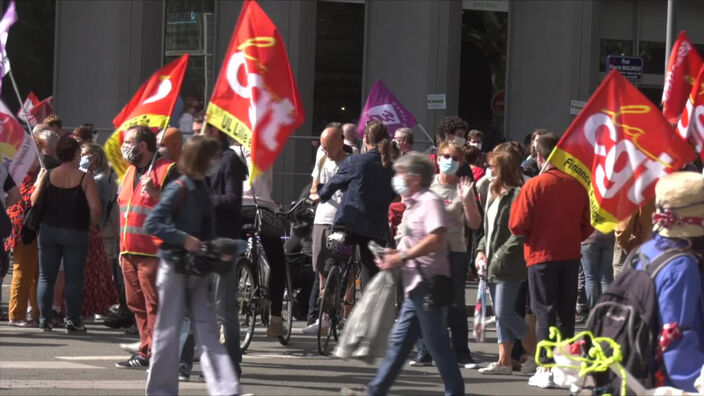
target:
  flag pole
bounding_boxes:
[6,64,45,169]
[146,126,168,174]
[416,123,436,149]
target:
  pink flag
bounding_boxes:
[356,80,417,136]
[0,99,37,184]
[17,91,39,124]
[0,0,17,82]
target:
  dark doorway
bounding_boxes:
[458,9,508,150]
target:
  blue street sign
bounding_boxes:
[606,55,644,82]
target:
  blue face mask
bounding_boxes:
[439,157,459,175]
[79,155,91,172]
[392,175,409,196]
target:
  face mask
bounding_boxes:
[439,157,459,175]
[207,158,222,177]
[485,167,495,182]
[469,141,482,150]
[392,175,409,196]
[452,135,466,146]
[121,144,140,164]
[79,155,91,172]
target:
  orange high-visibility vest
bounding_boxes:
[118,158,175,257]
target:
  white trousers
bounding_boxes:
[146,259,239,396]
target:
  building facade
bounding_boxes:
[52,0,704,204]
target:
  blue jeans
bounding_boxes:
[367,283,464,396]
[489,280,527,343]
[581,242,614,308]
[416,251,471,361]
[37,223,89,324]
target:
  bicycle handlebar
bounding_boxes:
[278,197,314,217]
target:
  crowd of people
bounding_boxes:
[1,111,702,395]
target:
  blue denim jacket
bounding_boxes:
[144,175,215,254]
[318,148,394,242]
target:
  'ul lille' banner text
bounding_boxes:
[548,71,695,233]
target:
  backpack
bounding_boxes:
[585,247,692,394]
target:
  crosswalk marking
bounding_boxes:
[55,355,128,360]
[0,361,105,369]
[0,379,205,389]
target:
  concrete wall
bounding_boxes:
[504,0,599,140]
[54,0,162,131]
[363,0,462,146]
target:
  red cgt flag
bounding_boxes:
[206,0,304,181]
[104,54,189,177]
[16,91,39,124]
[662,31,702,124]
[676,64,704,161]
[548,71,695,233]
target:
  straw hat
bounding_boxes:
[653,171,704,238]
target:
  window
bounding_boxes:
[164,0,214,133]
[458,8,508,146]
[312,1,365,135]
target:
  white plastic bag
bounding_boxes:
[473,278,487,342]
[334,271,397,364]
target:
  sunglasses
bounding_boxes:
[440,153,460,161]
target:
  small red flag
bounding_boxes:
[676,64,704,161]
[104,54,189,177]
[549,71,695,233]
[662,31,703,124]
[206,0,304,181]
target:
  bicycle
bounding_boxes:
[316,230,364,355]
[236,198,311,353]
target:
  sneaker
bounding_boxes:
[458,356,479,369]
[65,320,87,333]
[409,357,434,367]
[103,314,135,329]
[120,341,141,355]
[520,358,538,374]
[52,309,64,327]
[340,387,366,396]
[124,323,139,335]
[116,354,149,369]
[178,370,190,382]
[528,366,555,388]
[267,315,285,338]
[301,320,319,335]
[38,321,52,332]
[479,362,513,375]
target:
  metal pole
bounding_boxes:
[665,0,676,73]
[415,123,436,149]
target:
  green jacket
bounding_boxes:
[476,187,527,283]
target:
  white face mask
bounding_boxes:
[452,135,466,146]
[469,141,482,150]
[392,175,409,196]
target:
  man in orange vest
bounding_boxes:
[115,126,179,369]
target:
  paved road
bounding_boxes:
[1,277,565,395]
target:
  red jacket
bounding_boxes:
[509,168,592,266]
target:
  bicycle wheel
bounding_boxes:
[278,261,294,345]
[236,258,257,353]
[317,265,340,355]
